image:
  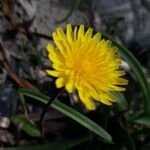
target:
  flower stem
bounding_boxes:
[39,88,65,135]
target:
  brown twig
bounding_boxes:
[0,40,36,89]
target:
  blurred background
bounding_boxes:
[0,0,150,149]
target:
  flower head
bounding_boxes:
[47,24,128,110]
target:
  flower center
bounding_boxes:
[73,58,92,78]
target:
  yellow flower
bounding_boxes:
[46,24,128,110]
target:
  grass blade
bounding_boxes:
[52,100,112,143]
[18,88,112,143]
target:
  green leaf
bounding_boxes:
[134,116,150,125]
[131,113,150,125]
[52,100,112,143]
[18,88,112,143]
[101,33,150,115]
[113,92,127,112]
[56,0,80,24]
[11,115,41,137]
[6,136,90,150]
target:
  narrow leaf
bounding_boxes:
[11,115,41,137]
[131,113,150,125]
[113,92,127,112]
[18,88,112,142]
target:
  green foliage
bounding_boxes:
[11,115,41,137]
[101,33,150,122]
[129,113,150,125]
[6,136,90,150]
[18,88,112,143]
[113,92,127,112]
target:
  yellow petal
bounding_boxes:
[52,32,62,49]
[112,70,126,77]
[52,32,66,55]
[98,97,112,105]
[113,78,128,85]
[56,77,65,88]
[47,44,64,64]
[78,88,96,110]
[109,85,126,91]
[46,70,62,77]
[65,78,75,93]
[47,43,55,53]
[100,92,116,102]
[84,28,93,40]
[90,89,115,105]
[78,24,84,39]
[56,27,66,40]
[95,94,113,105]
[66,24,73,44]
[83,97,96,110]
[93,32,101,41]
